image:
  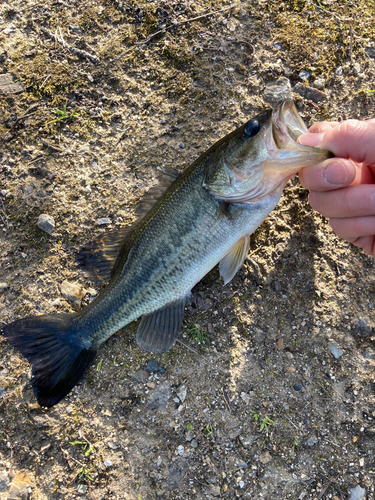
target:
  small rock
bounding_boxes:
[60,281,86,308]
[191,439,198,448]
[259,451,272,464]
[130,369,149,383]
[0,470,9,491]
[77,484,88,495]
[208,485,221,497]
[263,77,292,108]
[8,471,35,499]
[177,445,184,455]
[298,70,310,80]
[37,214,55,234]
[147,381,155,389]
[160,119,166,125]
[273,281,281,292]
[274,43,282,49]
[146,381,171,411]
[103,460,112,467]
[239,433,258,448]
[354,319,371,338]
[365,42,375,59]
[328,341,343,359]
[293,384,303,391]
[293,82,325,103]
[335,66,343,76]
[185,430,193,442]
[312,77,325,90]
[352,62,361,74]
[277,338,284,351]
[0,282,8,292]
[306,436,318,447]
[97,217,111,225]
[145,360,165,373]
[0,73,25,94]
[176,385,187,403]
[179,142,185,149]
[107,441,117,450]
[349,485,366,500]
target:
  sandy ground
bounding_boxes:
[0,1,375,499]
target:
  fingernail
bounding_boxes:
[323,162,348,185]
[298,132,325,147]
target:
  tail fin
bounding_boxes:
[2,313,97,408]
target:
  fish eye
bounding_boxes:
[243,119,260,138]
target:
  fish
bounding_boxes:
[1,100,332,408]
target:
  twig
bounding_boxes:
[286,416,299,431]
[221,387,232,412]
[176,338,202,356]
[0,198,9,229]
[40,138,66,154]
[41,27,100,64]
[114,1,250,61]
[112,127,131,151]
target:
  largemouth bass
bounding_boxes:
[2,100,332,407]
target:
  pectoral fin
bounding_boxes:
[219,235,249,284]
[136,297,188,353]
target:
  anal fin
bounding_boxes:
[136,297,188,354]
[219,235,250,285]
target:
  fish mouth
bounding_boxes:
[269,99,332,169]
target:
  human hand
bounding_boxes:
[298,119,375,257]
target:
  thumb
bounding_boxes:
[299,119,375,167]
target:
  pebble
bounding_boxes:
[177,445,184,455]
[160,119,166,125]
[190,439,198,448]
[0,470,9,491]
[306,436,318,447]
[298,70,310,80]
[104,460,112,467]
[293,384,303,391]
[107,441,117,450]
[60,281,86,308]
[349,485,366,500]
[130,369,149,383]
[0,282,8,292]
[97,217,111,225]
[179,142,185,149]
[263,77,292,107]
[77,484,88,494]
[259,451,272,464]
[354,319,371,338]
[146,381,171,411]
[209,485,221,497]
[145,360,165,373]
[335,66,343,76]
[365,42,375,59]
[274,43,282,49]
[328,341,343,359]
[37,214,55,234]
[293,82,325,103]
[176,385,187,403]
[312,77,325,90]
[352,62,361,74]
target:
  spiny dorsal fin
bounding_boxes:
[77,226,132,283]
[136,167,180,218]
[77,169,180,283]
[136,296,188,354]
[219,235,250,284]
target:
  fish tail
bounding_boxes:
[2,313,97,407]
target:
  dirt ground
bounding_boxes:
[1,0,375,499]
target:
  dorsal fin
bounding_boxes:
[77,168,180,283]
[136,167,180,218]
[77,226,132,283]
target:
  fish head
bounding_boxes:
[204,100,333,203]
